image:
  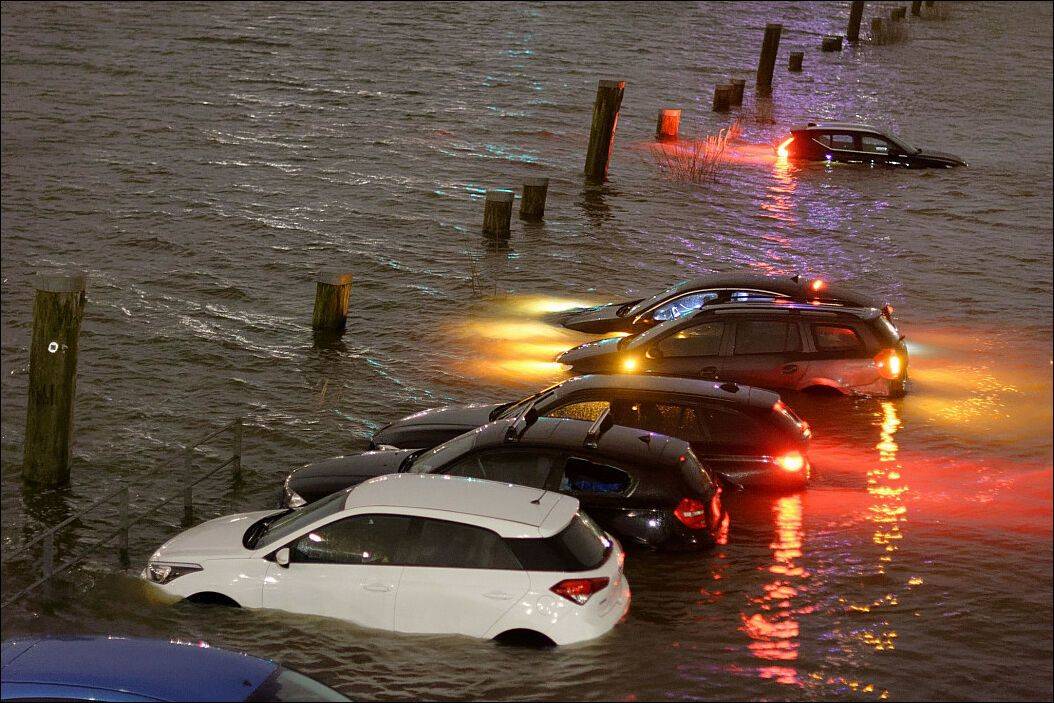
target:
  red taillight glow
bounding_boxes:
[882,303,895,319]
[874,348,904,380]
[550,577,610,605]
[775,451,806,473]
[810,278,826,292]
[776,136,794,158]
[674,497,709,530]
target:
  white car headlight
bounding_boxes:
[142,562,202,585]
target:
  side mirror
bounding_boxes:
[645,345,663,360]
[275,547,290,568]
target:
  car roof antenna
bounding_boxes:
[530,489,547,505]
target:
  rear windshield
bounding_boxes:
[680,450,716,496]
[505,513,610,572]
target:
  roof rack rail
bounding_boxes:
[584,407,614,449]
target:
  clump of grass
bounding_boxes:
[650,118,741,184]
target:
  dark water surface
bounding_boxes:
[2,2,1052,700]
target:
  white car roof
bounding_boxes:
[343,473,579,539]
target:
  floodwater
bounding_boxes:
[2,2,1051,700]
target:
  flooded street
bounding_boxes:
[2,2,1051,700]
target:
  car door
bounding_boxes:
[860,133,904,166]
[646,320,727,379]
[719,315,807,391]
[393,517,530,638]
[826,131,860,163]
[261,513,409,630]
[799,320,877,391]
[437,448,563,489]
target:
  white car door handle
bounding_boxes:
[363,583,392,593]
[483,591,513,600]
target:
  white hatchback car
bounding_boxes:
[143,474,630,645]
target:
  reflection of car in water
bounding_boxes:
[284,415,727,551]
[369,374,811,490]
[558,273,887,335]
[558,301,909,398]
[777,122,967,168]
[144,475,629,646]
[0,636,348,702]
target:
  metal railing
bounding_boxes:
[1,418,243,609]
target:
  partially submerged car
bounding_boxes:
[777,122,966,168]
[557,301,908,398]
[371,374,811,490]
[284,415,728,551]
[559,273,886,334]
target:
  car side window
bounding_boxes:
[813,324,864,352]
[656,321,724,358]
[546,400,610,422]
[829,133,856,150]
[861,135,893,155]
[692,405,766,447]
[291,514,411,565]
[441,449,558,489]
[560,457,632,495]
[650,292,718,322]
[403,518,522,570]
[733,320,801,355]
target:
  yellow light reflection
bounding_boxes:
[511,295,597,316]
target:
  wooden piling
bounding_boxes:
[911,1,922,16]
[23,271,86,488]
[756,23,782,91]
[729,79,746,106]
[655,109,681,142]
[871,17,886,42]
[311,271,353,332]
[788,51,804,72]
[891,6,907,20]
[584,79,625,183]
[821,35,844,51]
[847,0,865,42]
[482,190,514,235]
[519,178,549,221]
[712,84,732,112]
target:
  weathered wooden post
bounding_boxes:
[911,1,922,16]
[311,271,353,332]
[871,17,886,43]
[23,271,86,488]
[584,79,625,183]
[231,417,243,480]
[118,486,130,568]
[655,109,681,142]
[847,1,865,42]
[822,35,844,51]
[891,6,906,20]
[788,51,804,72]
[482,190,514,235]
[729,79,746,106]
[712,84,732,112]
[756,23,782,92]
[519,177,549,221]
[183,447,194,527]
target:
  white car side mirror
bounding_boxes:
[275,547,291,568]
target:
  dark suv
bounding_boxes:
[779,122,966,168]
[371,374,811,490]
[282,415,727,551]
[557,302,908,398]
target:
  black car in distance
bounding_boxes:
[283,415,727,551]
[559,273,887,335]
[777,122,967,168]
[370,374,811,491]
[558,301,909,398]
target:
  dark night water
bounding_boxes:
[2,2,1052,700]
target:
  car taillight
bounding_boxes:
[810,278,826,292]
[874,348,904,380]
[882,303,895,319]
[674,497,709,530]
[776,136,794,158]
[550,577,610,605]
[775,451,806,473]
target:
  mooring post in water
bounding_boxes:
[482,190,514,235]
[118,486,130,568]
[584,79,625,183]
[891,6,907,21]
[822,35,844,52]
[232,417,243,481]
[655,109,681,142]
[183,447,194,527]
[756,23,782,91]
[23,271,86,488]
[847,0,865,42]
[911,1,922,16]
[311,271,353,332]
[712,84,732,112]
[729,79,746,106]
[519,178,549,221]
[871,17,886,43]
[789,51,804,72]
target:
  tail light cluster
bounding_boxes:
[776,136,794,158]
[874,348,904,380]
[674,497,710,530]
[551,577,610,605]
[775,451,807,473]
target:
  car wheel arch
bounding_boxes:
[493,629,557,647]
[185,591,241,607]
[800,378,849,395]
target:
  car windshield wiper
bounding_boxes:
[399,449,426,472]
[489,401,515,420]
[244,512,284,549]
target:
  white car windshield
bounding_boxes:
[626,281,690,318]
